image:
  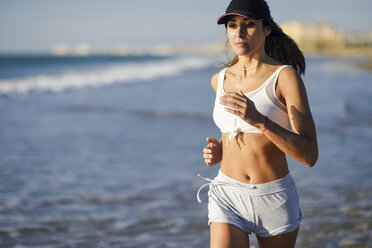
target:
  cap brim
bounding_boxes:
[217,13,261,25]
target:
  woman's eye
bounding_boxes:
[227,22,255,29]
[244,22,256,27]
[227,23,237,28]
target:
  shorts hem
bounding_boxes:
[209,218,251,234]
[256,221,301,238]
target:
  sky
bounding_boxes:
[0,0,371,53]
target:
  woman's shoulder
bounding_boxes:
[211,72,219,93]
[276,64,306,99]
[277,64,300,81]
[211,68,227,93]
[266,61,298,82]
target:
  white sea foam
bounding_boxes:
[0,56,214,95]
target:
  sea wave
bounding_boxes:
[0,56,214,95]
[66,104,210,120]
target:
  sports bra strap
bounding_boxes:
[217,68,227,93]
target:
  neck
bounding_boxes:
[237,54,270,73]
[234,45,271,73]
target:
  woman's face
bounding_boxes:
[226,15,270,56]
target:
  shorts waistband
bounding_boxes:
[197,170,294,203]
[215,170,294,196]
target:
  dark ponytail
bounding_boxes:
[264,18,306,75]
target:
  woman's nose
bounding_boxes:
[237,26,247,37]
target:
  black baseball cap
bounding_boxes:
[217,0,271,25]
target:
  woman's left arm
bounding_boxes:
[261,67,318,167]
[220,67,318,167]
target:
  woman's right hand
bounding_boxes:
[203,137,222,167]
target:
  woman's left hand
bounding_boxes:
[219,91,265,127]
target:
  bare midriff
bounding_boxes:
[220,132,289,184]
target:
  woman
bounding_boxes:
[199,0,318,247]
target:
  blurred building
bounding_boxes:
[281,21,372,54]
[342,31,372,48]
[74,43,91,56]
[281,21,344,52]
[51,44,71,56]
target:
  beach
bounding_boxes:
[0,54,371,247]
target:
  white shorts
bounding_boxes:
[207,170,302,237]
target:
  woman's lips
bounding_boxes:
[235,42,247,47]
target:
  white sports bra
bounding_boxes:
[213,65,292,145]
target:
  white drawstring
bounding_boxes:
[196,173,256,203]
[196,174,213,203]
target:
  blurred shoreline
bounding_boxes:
[47,42,372,59]
[44,20,372,58]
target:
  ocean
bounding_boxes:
[0,54,371,248]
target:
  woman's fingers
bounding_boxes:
[223,107,242,116]
[205,158,215,166]
[221,92,255,107]
[203,147,215,159]
[204,137,221,167]
[219,92,251,110]
[220,99,244,110]
[206,137,219,144]
[203,147,211,153]
[203,146,217,160]
[203,153,213,159]
[222,92,248,102]
[220,92,259,120]
[220,94,245,104]
[203,148,212,155]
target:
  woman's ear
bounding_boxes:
[265,26,271,37]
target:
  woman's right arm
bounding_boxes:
[203,73,223,167]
